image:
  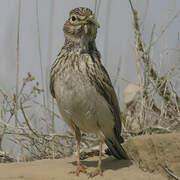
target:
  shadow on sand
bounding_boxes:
[70,156,132,171]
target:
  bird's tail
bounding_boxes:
[105,137,129,160]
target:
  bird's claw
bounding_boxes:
[88,167,103,178]
[69,164,87,176]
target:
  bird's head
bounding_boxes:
[63,7,100,42]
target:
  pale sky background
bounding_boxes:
[0,0,180,156]
[0,0,180,99]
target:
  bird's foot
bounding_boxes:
[88,167,103,178]
[69,164,87,176]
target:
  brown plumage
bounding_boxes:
[50,7,128,177]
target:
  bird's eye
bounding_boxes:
[71,16,76,21]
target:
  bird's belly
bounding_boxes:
[54,72,114,134]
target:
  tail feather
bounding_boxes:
[105,138,129,160]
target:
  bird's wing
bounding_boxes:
[50,49,67,98]
[86,55,122,140]
[50,68,55,98]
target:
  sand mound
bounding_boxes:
[0,133,179,180]
[124,133,180,179]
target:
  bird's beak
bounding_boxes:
[88,16,100,28]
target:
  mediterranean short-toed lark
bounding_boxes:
[50,7,128,177]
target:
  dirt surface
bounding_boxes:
[0,133,179,180]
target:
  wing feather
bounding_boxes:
[86,55,122,140]
[50,49,67,98]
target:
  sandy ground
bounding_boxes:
[0,133,179,180]
[0,157,165,180]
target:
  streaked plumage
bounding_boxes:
[50,7,128,177]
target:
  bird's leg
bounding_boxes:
[77,139,81,166]
[76,138,87,175]
[70,128,87,176]
[88,140,104,178]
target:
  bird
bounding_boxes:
[50,7,128,177]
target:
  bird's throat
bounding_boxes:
[64,35,96,54]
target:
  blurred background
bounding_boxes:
[0,0,179,160]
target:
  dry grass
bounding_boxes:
[122,1,180,137]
